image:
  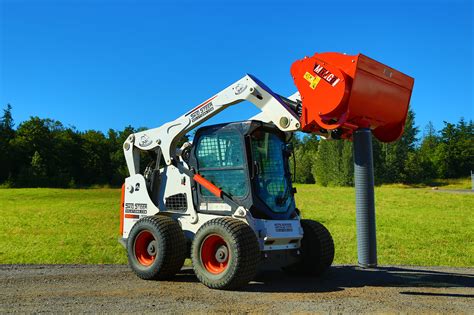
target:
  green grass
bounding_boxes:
[0,186,473,266]
[380,177,472,190]
[0,189,125,264]
[295,184,473,267]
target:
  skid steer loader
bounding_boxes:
[119,52,414,289]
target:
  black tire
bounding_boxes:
[127,215,186,280]
[191,217,260,290]
[283,219,334,276]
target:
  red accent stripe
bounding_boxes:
[125,214,140,219]
[185,95,218,116]
[193,174,222,198]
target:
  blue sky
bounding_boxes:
[0,0,472,137]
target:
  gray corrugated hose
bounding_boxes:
[353,128,377,267]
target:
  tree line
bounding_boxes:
[0,104,472,188]
[294,110,473,185]
[0,104,134,187]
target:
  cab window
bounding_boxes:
[196,132,247,197]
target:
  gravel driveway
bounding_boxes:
[1,264,473,313]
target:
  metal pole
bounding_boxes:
[353,128,377,267]
[471,170,473,191]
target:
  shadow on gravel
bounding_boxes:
[170,268,200,283]
[236,266,474,293]
[399,291,474,298]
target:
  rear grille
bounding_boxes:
[165,193,187,211]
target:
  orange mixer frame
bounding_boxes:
[291,52,414,142]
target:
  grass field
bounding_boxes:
[0,182,473,266]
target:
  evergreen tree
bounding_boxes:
[377,109,419,183]
[312,139,331,186]
[0,104,14,134]
[403,151,425,183]
[0,104,15,182]
[340,141,354,186]
[312,139,353,186]
[293,134,318,184]
[371,134,386,185]
[294,147,315,183]
[417,121,438,180]
[435,119,474,178]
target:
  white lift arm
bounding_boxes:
[123,74,301,175]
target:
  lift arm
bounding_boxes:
[123,74,301,175]
[124,52,414,176]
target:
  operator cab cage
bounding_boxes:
[188,121,297,220]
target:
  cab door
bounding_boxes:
[191,128,250,213]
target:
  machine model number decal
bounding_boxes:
[189,102,215,122]
[313,63,340,87]
[125,203,148,214]
[275,223,293,232]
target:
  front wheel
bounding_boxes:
[283,219,334,276]
[127,215,186,280]
[191,217,260,290]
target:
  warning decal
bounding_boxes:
[304,72,321,90]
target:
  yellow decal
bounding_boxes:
[304,72,321,90]
[304,72,314,81]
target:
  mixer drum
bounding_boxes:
[291,52,414,143]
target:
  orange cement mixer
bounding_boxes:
[291,52,414,142]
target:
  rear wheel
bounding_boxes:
[283,219,334,276]
[191,217,260,290]
[127,215,186,280]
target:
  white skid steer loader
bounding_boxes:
[119,52,414,290]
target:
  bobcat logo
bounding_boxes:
[139,134,152,147]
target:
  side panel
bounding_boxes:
[122,163,209,240]
[122,175,159,238]
[122,164,200,238]
[159,165,196,219]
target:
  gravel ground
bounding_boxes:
[1,264,473,313]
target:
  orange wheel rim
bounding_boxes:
[200,234,229,274]
[134,230,156,266]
